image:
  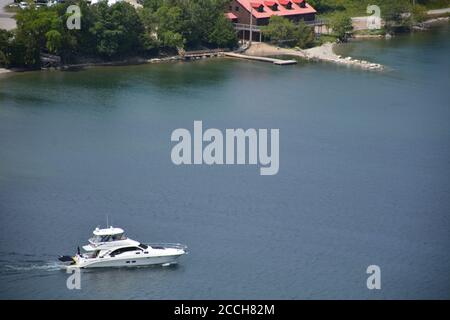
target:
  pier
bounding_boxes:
[182,49,225,60]
[181,49,298,66]
[224,52,297,65]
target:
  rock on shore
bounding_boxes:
[244,42,384,71]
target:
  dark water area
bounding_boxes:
[0,26,449,299]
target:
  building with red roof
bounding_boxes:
[226,0,316,26]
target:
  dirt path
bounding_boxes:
[427,8,450,15]
[0,0,16,30]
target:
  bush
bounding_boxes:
[0,29,13,67]
[411,4,428,23]
[379,0,412,32]
[262,16,315,49]
[329,12,353,41]
[208,15,238,49]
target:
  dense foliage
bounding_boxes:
[261,16,315,48]
[0,0,238,68]
[329,12,352,41]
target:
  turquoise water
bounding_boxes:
[0,26,449,299]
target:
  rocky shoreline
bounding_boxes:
[243,42,384,71]
[304,43,384,71]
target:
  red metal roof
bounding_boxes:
[250,2,263,8]
[225,12,238,20]
[236,0,316,19]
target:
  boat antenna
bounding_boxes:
[106,214,109,228]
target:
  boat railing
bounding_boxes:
[146,243,188,251]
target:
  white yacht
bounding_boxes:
[59,226,187,268]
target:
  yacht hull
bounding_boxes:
[67,254,184,269]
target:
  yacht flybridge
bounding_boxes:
[58,226,187,268]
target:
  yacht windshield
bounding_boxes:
[91,233,126,243]
[112,233,126,241]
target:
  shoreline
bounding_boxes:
[1,41,384,74]
[59,56,181,70]
[2,21,448,75]
[0,55,185,75]
[243,42,384,71]
[421,16,450,27]
[1,2,449,74]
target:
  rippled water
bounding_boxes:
[0,26,449,299]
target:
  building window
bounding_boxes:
[235,6,239,11]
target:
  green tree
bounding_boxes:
[294,21,315,49]
[153,0,236,49]
[142,0,164,12]
[379,0,412,32]
[208,14,238,48]
[90,1,145,58]
[155,4,185,49]
[0,29,13,67]
[138,7,161,54]
[185,0,229,48]
[161,30,184,49]
[330,12,353,41]
[262,16,298,45]
[58,1,97,59]
[45,30,63,54]
[262,16,315,48]
[156,4,184,35]
[13,7,63,67]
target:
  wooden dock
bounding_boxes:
[224,52,297,65]
[183,49,224,60]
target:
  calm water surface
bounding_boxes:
[0,27,449,299]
